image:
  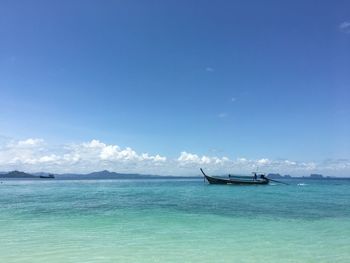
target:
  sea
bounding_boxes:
[0,178,349,263]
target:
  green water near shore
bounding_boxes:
[1,179,349,262]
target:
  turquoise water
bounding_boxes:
[1,179,350,262]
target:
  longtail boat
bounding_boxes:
[200,168,269,185]
[39,174,55,179]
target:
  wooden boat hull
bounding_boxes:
[200,169,269,185]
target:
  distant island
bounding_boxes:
[267,173,292,179]
[0,170,194,179]
[0,170,37,178]
[0,170,348,180]
[267,173,336,179]
[309,173,325,179]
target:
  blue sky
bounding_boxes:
[1,0,350,175]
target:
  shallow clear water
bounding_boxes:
[0,178,350,262]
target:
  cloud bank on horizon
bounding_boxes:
[1,138,349,177]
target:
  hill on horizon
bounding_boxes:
[0,170,191,179]
[0,170,37,178]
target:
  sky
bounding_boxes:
[1,0,350,176]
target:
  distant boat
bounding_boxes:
[200,168,269,185]
[39,174,55,179]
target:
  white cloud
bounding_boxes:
[71,140,167,164]
[339,21,350,33]
[177,151,229,166]
[38,154,60,163]
[141,153,167,162]
[257,158,270,165]
[16,138,44,147]
[284,160,296,166]
[218,112,228,118]
[100,145,121,160]
[83,139,106,148]
[178,152,201,164]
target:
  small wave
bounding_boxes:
[297,183,307,186]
